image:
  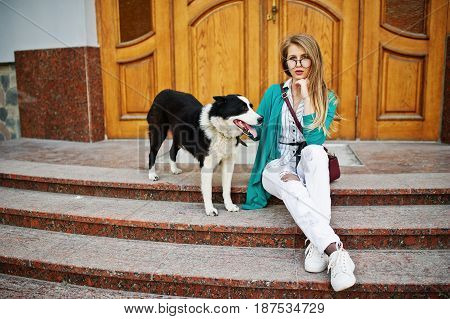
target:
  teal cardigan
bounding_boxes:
[241,83,338,210]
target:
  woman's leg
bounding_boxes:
[298,145,332,223]
[262,159,356,291]
[262,163,339,253]
[298,144,341,254]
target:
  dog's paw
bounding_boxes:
[225,203,240,212]
[148,172,160,181]
[171,167,183,175]
[205,207,219,216]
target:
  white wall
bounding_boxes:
[0,0,98,63]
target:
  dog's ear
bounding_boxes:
[213,96,226,104]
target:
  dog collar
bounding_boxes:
[237,136,247,147]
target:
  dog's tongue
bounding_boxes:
[234,119,258,139]
[240,121,257,139]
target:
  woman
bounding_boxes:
[242,34,356,292]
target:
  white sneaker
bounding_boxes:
[327,243,356,292]
[304,239,328,273]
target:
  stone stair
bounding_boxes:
[0,141,449,298]
[0,273,181,299]
[0,160,448,205]
[0,224,448,298]
[0,188,448,250]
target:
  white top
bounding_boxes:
[266,79,306,175]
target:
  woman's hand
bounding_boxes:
[293,78,314,115]
[294,79,309,99]
[280,172,300,182]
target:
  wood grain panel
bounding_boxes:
[377,121,424,139]
[174,0,261,107]
[119,54,156,118]
[359,0,448,140]
[378,48,425,119]
[189,2,244,104]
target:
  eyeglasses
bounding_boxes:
[285,56,312,69]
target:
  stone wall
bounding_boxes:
[15,47,104,142]
[0,63,20,140]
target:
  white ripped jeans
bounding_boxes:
[262,144,340,253]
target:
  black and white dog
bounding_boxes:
[147,89,262,216]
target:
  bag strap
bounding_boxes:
[280,83,303,134]
[279,84,335,158]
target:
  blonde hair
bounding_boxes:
[280,34,335,136]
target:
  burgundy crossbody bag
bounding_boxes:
[280,84,340,182]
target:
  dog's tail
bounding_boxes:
[147,90,171,125]
[146,102,160,125]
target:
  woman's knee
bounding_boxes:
[262,167,281,195]
[301,144,328,163]
[299,145,328,174]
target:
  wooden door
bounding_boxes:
[358,0,448,140]
[265,0,360,139]
[96,0,172,138]
[95,0,361,140]
[173,0,263,106]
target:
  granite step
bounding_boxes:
[0,225,448,298]
[0,160,449,205]
[0,273,183,299]
[0,188,448,250]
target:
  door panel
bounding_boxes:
[378,48,424,119]
[97,0,172,138]
[190,2,244,104]
[266,0,359,140]
[174,0,262,106]
[119,54,156,116]
[359,0,448,140]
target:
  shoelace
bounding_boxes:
[327,242,346,274]
[304,239,314,258]
[304,239,324,259]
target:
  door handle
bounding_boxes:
[266,0,278,23]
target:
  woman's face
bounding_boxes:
[286,44,312,81]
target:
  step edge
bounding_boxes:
[1,173,449,195]
[1,207,449,236]
[1,256,448,293]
